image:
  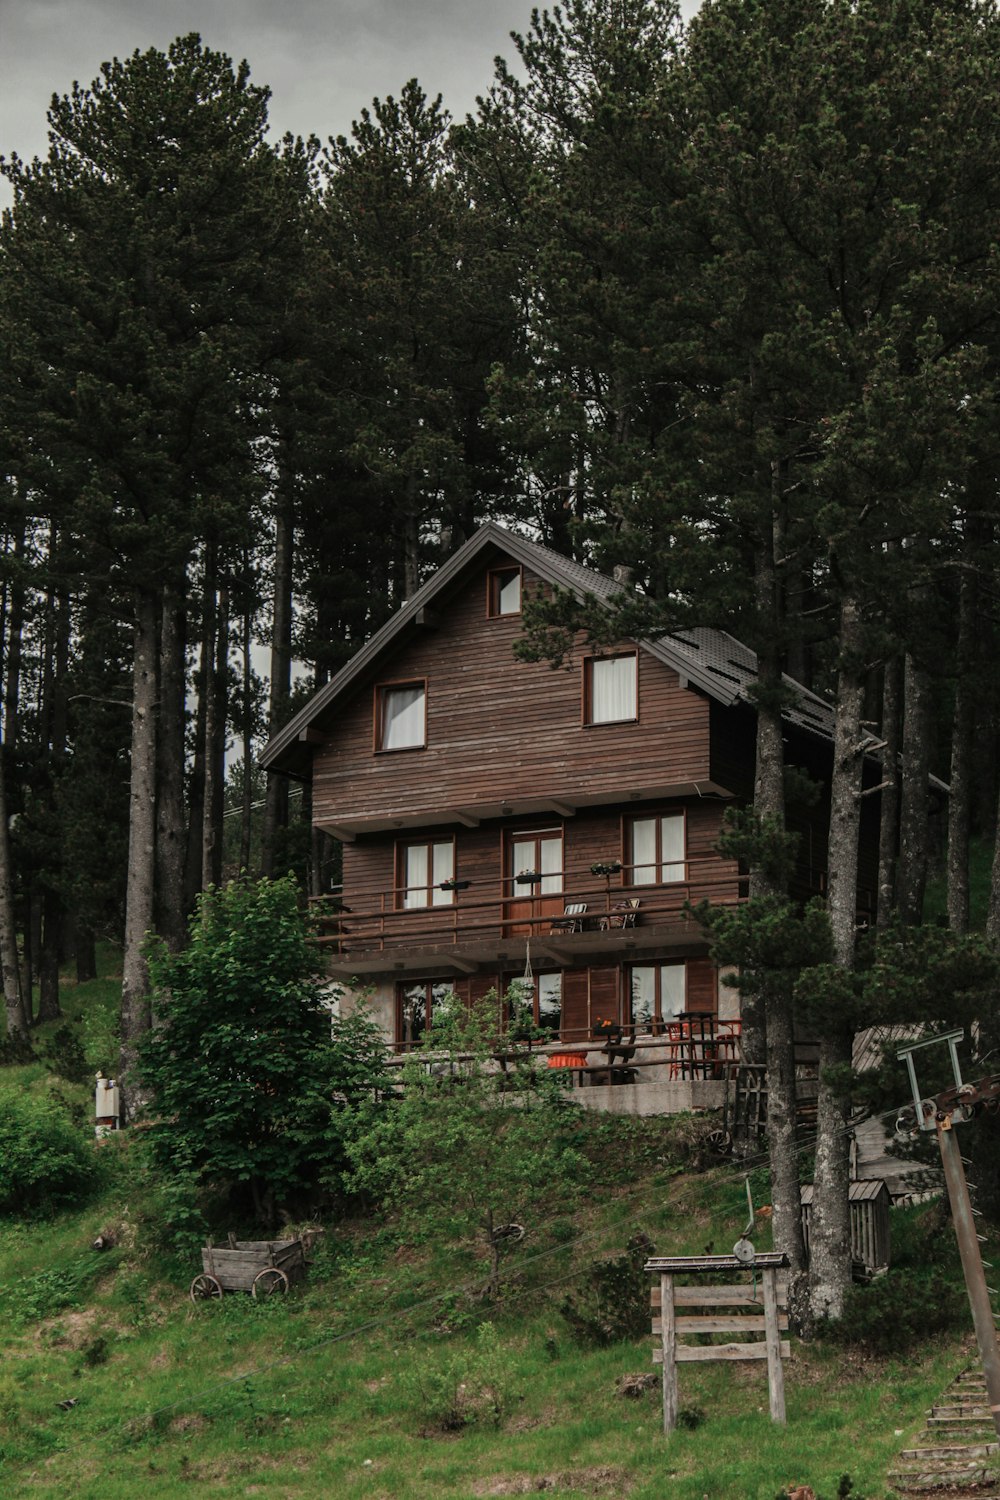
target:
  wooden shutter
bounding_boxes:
[686,957,718,1013]
[561,970,590,1044]
[589,966,621,1028]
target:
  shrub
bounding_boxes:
[821,1266,965,1355]
[410,1322,518,1432]
[348,990,586,1297]
[0,1086,100,1216]
[560,1231,655,1346]
[39,1023,91,1084]
[140,876,388,1226]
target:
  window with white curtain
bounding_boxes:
[628,813,686,885]
[399,840,455,909]
[587,653,637,724]
[378,681,426,750]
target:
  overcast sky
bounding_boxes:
[0,0,700,206]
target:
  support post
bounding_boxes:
[937,1121,1000,1441]
[762,1266,787,1425]
[660,1272,677,1434]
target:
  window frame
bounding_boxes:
[395,837,456,910]
[583,651,639,726]
[374,677,427,753]
[624,809,687,886]
[504,969,563,1036]
[487,565,522,618]
[627,961,687,1032]
[395,977,455,1052]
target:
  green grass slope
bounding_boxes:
[0,958,981,1500]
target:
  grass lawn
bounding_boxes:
[0,954,983,1499]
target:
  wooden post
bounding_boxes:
[660,1272,677,1434]
[762,1266,786,1425]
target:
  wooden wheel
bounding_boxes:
[707,1128,732,1156]
[252,1267,289,1299]
[190,1273,223,1302]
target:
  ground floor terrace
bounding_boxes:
[333,950,744,1116]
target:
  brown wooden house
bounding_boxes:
[262,524,869,1108]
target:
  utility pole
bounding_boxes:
[896,1031,1000,1441]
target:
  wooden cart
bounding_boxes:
[189,1237,308,1302]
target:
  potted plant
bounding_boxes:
[438,877,470,891]
[590,860,622,878]
[515,869,542,886]
[592,1015,623,1043]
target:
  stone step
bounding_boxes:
[930,1404,993,1418]
[888,1467,998,1492]
[899,1442,1000,1461]
[927,1414,997,1429]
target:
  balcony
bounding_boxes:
[309,852,749,979]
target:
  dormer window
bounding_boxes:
[376,680,426,751]
[488,566,522,617]
[584,652,637,724]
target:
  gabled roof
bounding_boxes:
[261,521,836,777]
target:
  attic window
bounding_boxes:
[585,653,637,724]
[488,566,521,616]
[376,681,426,751]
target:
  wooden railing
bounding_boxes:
[382,1026,742,1079]
[308,852,749,957]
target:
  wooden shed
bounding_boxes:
[800,1179,891,1274]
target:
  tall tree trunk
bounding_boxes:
[36,554,70,1024]
[947,564,976,934]
[239,574,254,874]
[752,502,806,1282]
[809,595,865,1322]
[156,588,188,951]
[74,920,97,984]
[876,654,902,926]
[262,489,293,877]
[897,652,932,924]
[202,562,228,890]
[119,590,159,1123]
[0,737,27,1037]
[2,514,25,752]
[403,472,421,599]
[183,587,209,909]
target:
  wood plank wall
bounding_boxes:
[341,800,737,913]
[312,564,714,826]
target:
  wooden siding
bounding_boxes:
[312,564,713,827]
[339,801,742,953]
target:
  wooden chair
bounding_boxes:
[715,1019,742,1067]
[665,1020,688,1079]
[598,897,640,931]
[549,902,587,933]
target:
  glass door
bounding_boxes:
[505,828,563,936]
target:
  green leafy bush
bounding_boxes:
[822,1266,965,1355]
[348,990,586,1297]
[560,1232,655,1346]
[0,1086,100,1216]
[140,876,388,1226]
[410,1322,519,1432]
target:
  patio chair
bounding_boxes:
[549,901,587,934]
[598,897,640,931]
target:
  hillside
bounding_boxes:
[0,964,984,1500]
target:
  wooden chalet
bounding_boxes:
[261,524,874,1112]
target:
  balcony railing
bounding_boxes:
[309,850,749,959]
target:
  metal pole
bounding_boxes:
[937,1120,1000,1440]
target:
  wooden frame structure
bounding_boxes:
[645,1251,790,1432]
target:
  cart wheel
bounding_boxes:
[707,1128,732,1156]
[252,1267,289,1299]
[190,1274,223,1303]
